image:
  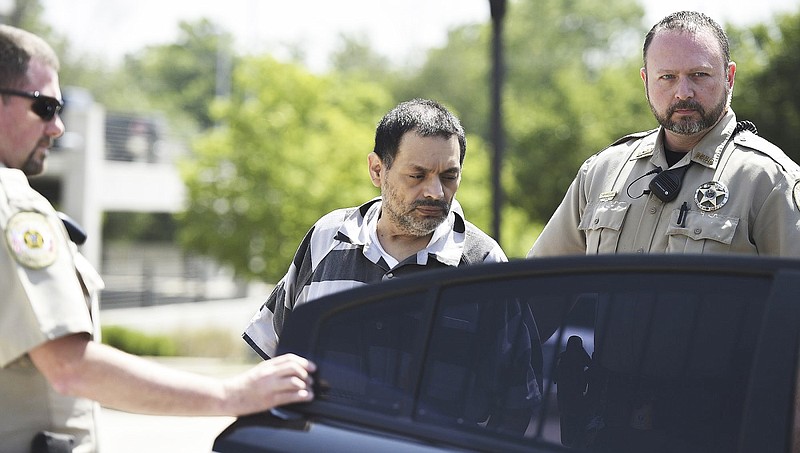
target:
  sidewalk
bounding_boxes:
[97,297,264,452]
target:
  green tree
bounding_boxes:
[1,0,47,35]
[730,10,800,164]
[392,24,492,138]
[392,0,648,254]
[329,32,395,80]
[177,56,394,281]
[118,19,236,131]
[500,0,649,224]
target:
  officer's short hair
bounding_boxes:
[643,11,730,69]
[0,25,60,89]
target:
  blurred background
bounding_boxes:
[1,0,797,359]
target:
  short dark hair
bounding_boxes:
[0,25,60,89]
[373,98,466,168]
[643,11,730,68]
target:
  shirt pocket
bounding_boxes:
[665,211,739,254]
[579,201,630,254]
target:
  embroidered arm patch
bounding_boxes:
[5,212,58,269]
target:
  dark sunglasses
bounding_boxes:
[0,87,64,121]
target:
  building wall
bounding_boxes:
[33,88,242,307]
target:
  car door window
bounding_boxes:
[416,296,542,436]
[313,291,427,415]
[298,262,782,452]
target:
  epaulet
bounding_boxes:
[0,168,34,203]
[0,169,38,221]
[586,128,658,162]
[734,132,800,180]
[607,128,659,148]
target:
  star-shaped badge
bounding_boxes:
[694,181,729,212]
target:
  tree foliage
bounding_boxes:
[393,0,649,246]
[117,19,237,131]
[729,10,800,164]
[177,56,395,281]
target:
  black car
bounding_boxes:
[214,255,800,453]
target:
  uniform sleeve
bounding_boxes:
[528,162,591,258]
[0,211,92,367]
[752,178,800,257]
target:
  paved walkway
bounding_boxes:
[98,297,264,452]
[100,295,263,335]
[100,402,234,453]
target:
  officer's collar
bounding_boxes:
[644,110,737,169]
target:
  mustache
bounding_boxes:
[668,100,704,116]
[38,137,54,148]
[412,199,450,211]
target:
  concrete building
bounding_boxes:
[32,87,240,307]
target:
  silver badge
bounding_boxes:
[694,181,729,212]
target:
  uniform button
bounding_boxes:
[636,248,644,253]
[649,207,657,214]
[694,228,702,235]
[384,273,394,280]
[594,218,599,224]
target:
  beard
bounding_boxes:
[650,87,729,136]
[20,147,46,176]
[381,183,451,237]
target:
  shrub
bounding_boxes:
[101,326,178,356]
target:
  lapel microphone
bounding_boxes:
[648,164,692,203]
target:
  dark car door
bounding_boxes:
[215,255,800,453]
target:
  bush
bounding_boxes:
[102,326,178,356]
[101,325,257,361]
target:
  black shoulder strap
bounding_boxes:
[58,211,87,245]
[734,120,757,135]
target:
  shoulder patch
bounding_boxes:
[5,212,58,269]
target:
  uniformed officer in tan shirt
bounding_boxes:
[529,12,800,259]
[527,11,800,452]
[0,25,315,452]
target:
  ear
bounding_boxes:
[726,61,736,88]
[640,67,649,97]
[367,152,383,188]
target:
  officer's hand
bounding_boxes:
[223,353,316,416]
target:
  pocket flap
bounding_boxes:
[667,211,739,244]
[579,201,629,231]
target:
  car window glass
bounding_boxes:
[307,268,774,452]
[313,291,427,415]
[416,296,542,438]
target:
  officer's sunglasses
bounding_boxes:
[0,88,63,121]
